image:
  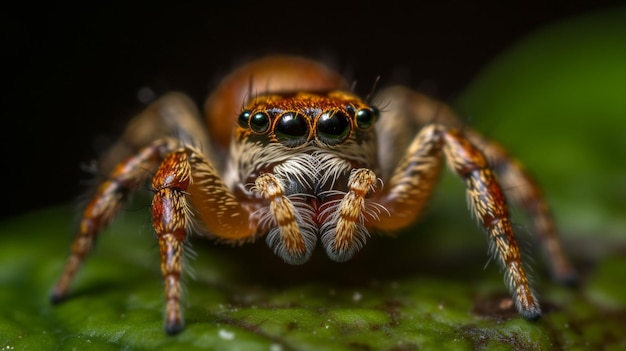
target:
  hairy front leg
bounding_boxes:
[372,124,444,231]
[442,127,540,319]
[372,123,540,320]
[52,93,215,303]
[467,133,577,284]
[151,146,264,334]
[50,138,178,303]
[151,149,193,335]
[51,92,256,334]
[376,85,575,285]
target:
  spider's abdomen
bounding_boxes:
[203,56,349,149]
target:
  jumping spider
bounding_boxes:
[51,55,576,335]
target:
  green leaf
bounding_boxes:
[2,6,626,350]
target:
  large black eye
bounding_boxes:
[356,106,378,129]
[237,110,269,133]
[275,112,309,146]
[316,110,350,145]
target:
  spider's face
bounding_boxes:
[223,90,383,264]
[227,91,381,196]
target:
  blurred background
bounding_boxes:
[2,1,624,221]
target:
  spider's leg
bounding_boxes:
[50,137,179,303]
[53,93,257,335]
[374,86,576,284]
[441,127,541,320]
[466,132,577,284]
[372,86,461,181]
[151,149,192,335]
[97,92,213,175]
[51,93,207,304]
[152,146,260,335]
[371,124,444,231]
[370,121,541,320]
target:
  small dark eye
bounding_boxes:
[275,112,309,146]
[345,104,355,115]
[356,107,378,129]
[250,112,270,133]
[316,110,350,145]
[238,110,269,133]
[238,110,251,128]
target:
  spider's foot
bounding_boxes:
[520,306,542,321]
[49,288,68,305]
[164,319,185,336]
[164,299,185,335]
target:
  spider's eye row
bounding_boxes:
[238,110,270,133]
[355,106,378,129]
[316,110,350,145]
[239,103,378,146]
[275,112,309,146]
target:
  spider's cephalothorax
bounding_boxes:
[51,55,577,335]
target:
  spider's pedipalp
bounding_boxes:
[255,173,317,264]
[320,168,379,262]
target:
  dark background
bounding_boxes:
[2,1,622,220]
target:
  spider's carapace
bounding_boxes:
[51,55,576,335]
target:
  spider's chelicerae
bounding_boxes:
[51,55,577,335]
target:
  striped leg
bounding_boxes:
[372,124,540,320]
[50,138,176,303]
